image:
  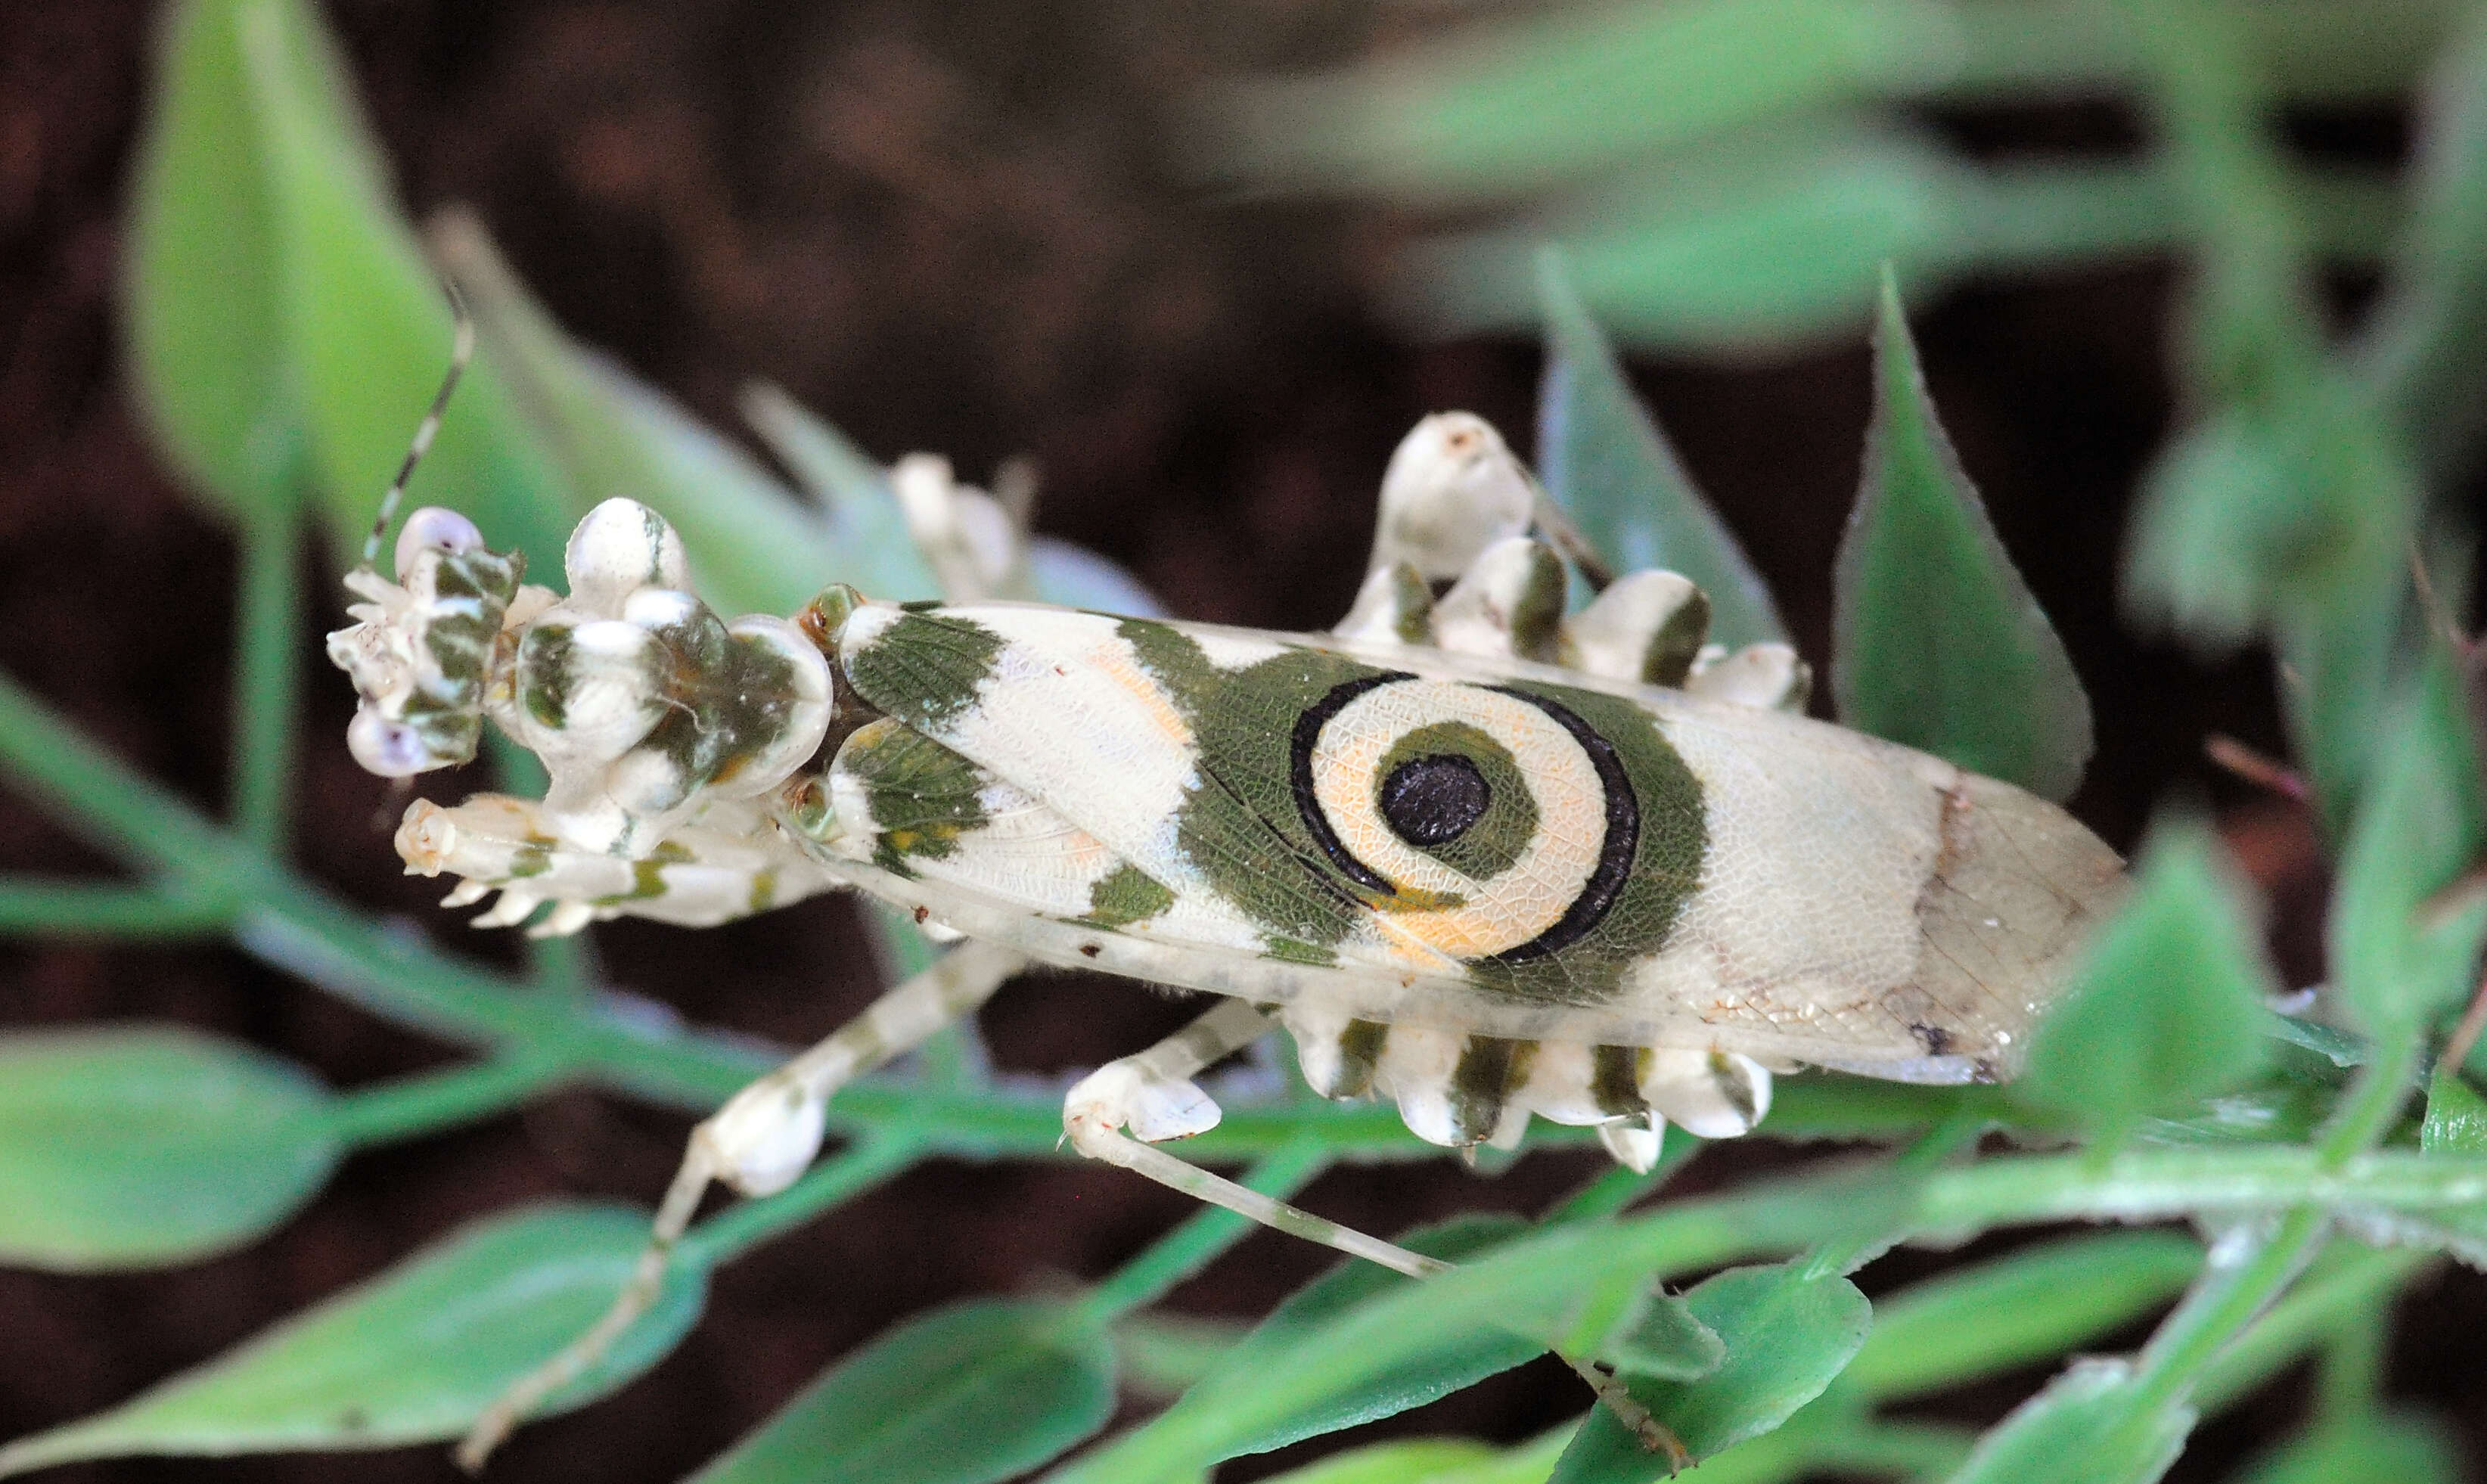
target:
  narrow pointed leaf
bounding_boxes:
[1942,1359,2190,1484]
[233,0,575,573]
[1843,1231,2200,1400]
[0,1203,705,1476]
[2354,6,2487,477]
[123,0,306,520]
[1253,1439,1495,1484]
[1160,1215,1540,1464]
[2235,1413,2461,1484]
[2422,1068,2487,1154]
[1213,0,1964,200]
[1551,1260,1871,1482]
[2016,821,2277,1141]
[430,215,838,617]
[1536,253,1784,647]
[2330,654,2487,1038]
[1835,272,2091,800]
[0,1027,337,1271]
[739,382,942,602]
[688,1299,1113,1484]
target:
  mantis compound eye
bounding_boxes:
[393,505,485,581]
[348,708,436,778]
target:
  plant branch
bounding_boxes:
[0,879,231,938]
[323,1048,580,1147]
[229,504,303,854]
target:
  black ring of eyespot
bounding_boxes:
[1289,674,1639,960]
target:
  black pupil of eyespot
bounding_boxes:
[1378,754,1491,846]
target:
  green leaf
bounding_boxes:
[231,0,575,575]
[689,1299,1113,1484]
[740,381,1158,614]
[739,382,943,602]
[1843,1231,2200,1400]
[2271,572,2414,837]
[2234,1413,2462,1484]
[1942,1359,2190,1484]
[1598,1290,1725,1382]
[1534,252,1784,647]
[1164,1215,1542,1464]
[0,1203,705,1475]
[1551,1261,1871,1482]
[1833,269,2091,800]
[1252,1439,1496,1484]
[430,215,840,618]
[2330,655,2487,1039]
[1429,127,1961,353]
[2015,820,2278,1141]
[2421,1067,2487,1154]
[1214,0,1965,201]
[2125,387,2416,659]
[2354,7,2487,478]
[0,1026,337,1270]
[123,0,306,520]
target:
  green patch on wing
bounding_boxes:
[1083,862,1175,929]
[1124,622,1386,955]
[836,719,992,877]
[1265,937,1340,967]
[840,609,1008,734]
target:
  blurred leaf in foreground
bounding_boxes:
[689,1299,1113,1484]
[1943,1358,2189,1484]
[0,1204,705,1476]
[0,1026,337,1271]
[2017,821,2277,1144]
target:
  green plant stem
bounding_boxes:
[1800,1111,1987,1280]
[1964,160,2403,273]
[1051,1135,2481,1484]
[1079,1141,1331,1322]
[0,879,231,938]
[229,503,303,854]
[675,1134,928,1268]
[1804,1417,1977,1479]
[2313,1297,2389,1425]
[322,1050,578,1147]
[2111,1029,2426,1447]
[2195,1246,2432,1410]
[1943,0,2456,104]
[525,927,592,1002]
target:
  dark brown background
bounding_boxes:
[2,2,2480,1480]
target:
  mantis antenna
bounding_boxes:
[359,277,477,570]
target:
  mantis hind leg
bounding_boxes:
[1059,998,1687,1467]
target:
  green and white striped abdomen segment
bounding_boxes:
[819,600,2125,1088]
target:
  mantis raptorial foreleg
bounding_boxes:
[457,939,1028,1470]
